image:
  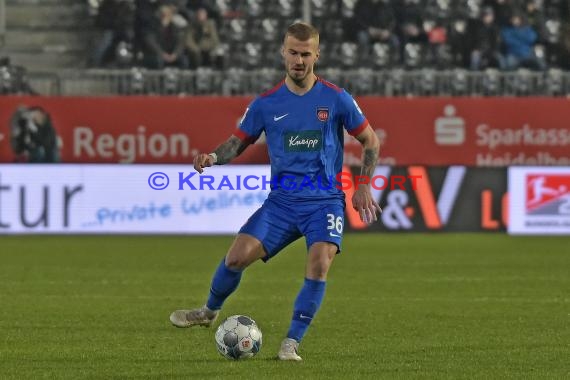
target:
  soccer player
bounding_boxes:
[170,22,381,361]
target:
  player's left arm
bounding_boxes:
[352,124,382,223]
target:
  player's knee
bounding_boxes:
[224,253,253,270]
[307,260,331,280]
[308,269,327,280]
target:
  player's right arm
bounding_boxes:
[193,135,252,173]
[193,99,264,174]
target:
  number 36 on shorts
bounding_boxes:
[326,213,343,235]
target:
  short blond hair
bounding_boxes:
[284,22,319,44]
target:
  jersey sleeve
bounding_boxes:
[234,98,265,143]
[338,90,368,137]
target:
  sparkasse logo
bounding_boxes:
[434,105,465,146]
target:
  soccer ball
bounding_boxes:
[215,315,262,360]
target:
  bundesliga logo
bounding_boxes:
[525,174,570,215]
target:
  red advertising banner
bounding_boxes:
[1,96,570,165]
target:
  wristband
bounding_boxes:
[208,152,218,164]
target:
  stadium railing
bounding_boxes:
[12,68,570,97]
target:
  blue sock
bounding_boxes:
[286,278,326,342]
[206,258,243,311]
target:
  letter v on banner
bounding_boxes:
[408,166,466,229]
[342,165,391,229]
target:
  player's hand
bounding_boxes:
[352,187,382,224]
[193,153,215,174]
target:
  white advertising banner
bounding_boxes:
[0,165,271,234]
[508,167,570,235]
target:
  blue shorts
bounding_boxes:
[239,196,345,262]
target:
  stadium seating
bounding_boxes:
[369,43,393,69]
[2,0,93,71]
[2,0,570,96]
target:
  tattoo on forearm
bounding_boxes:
[361,148,378,178]
[213,136,247,165]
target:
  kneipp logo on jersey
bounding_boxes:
[284,131,322,152]
[525,174,570,215]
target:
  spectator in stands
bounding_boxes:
[185,7,220,68]
[562,0,570,21]
[424,18,449,68]
[90,0,135,67]
[500,11,547,70]
[447,17,471,67]
[559,23,570,69]
[183,0,222,28]
[469,7,502,70]
[394,0,428,63]
[143,3,189,69]
[523,0,547,43]
[0,58,38,95]
[348,0,399,58]
[134,0,160,61]
[10,106,60,163]
[554,1,570,68]
[484,0,515,27]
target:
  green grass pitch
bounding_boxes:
[0,234,569,379]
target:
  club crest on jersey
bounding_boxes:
[316,107,329,122]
